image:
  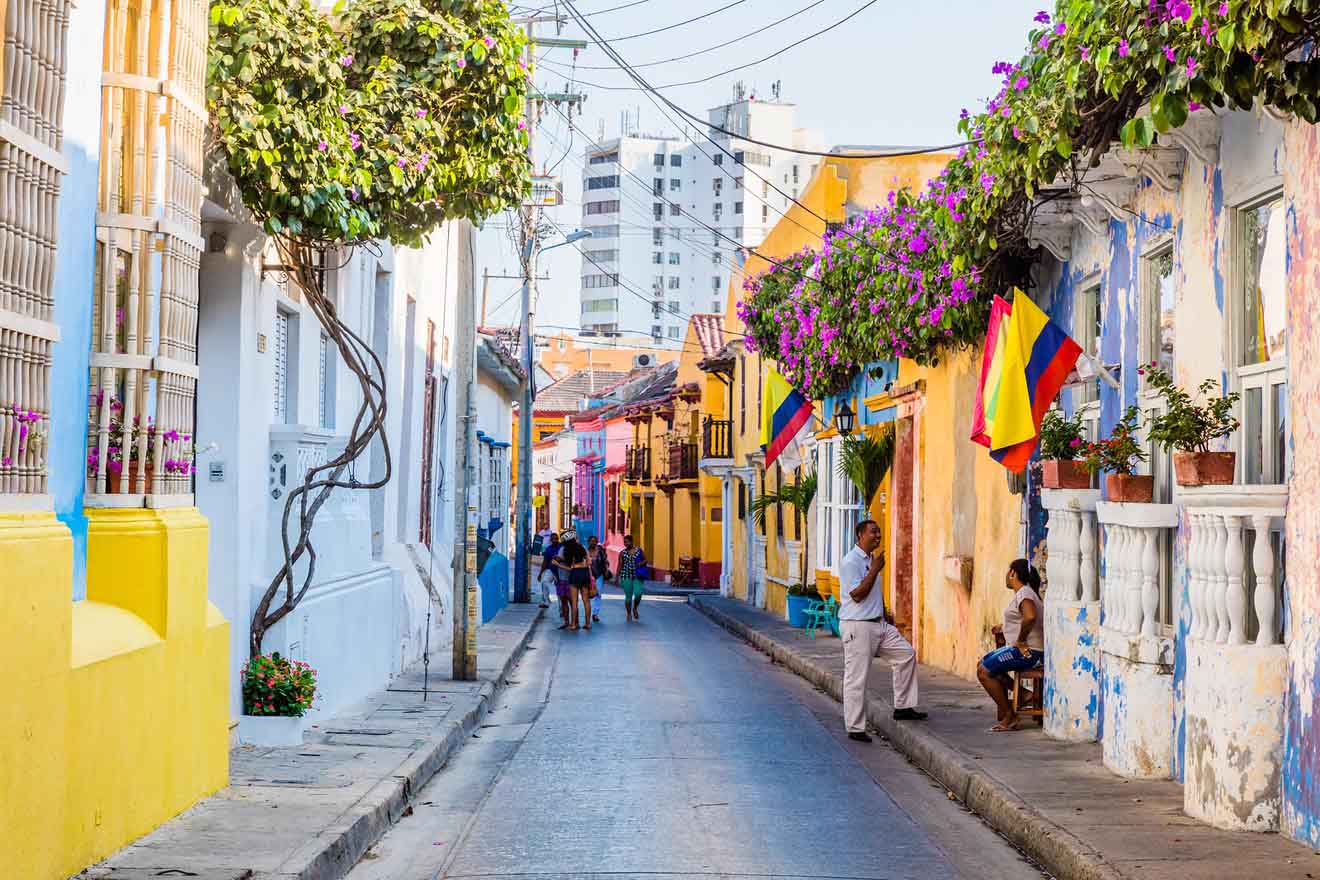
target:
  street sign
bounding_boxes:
[526,175,563,207]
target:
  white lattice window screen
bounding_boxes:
[815,438,862,573]
[273,312,289,423]
[0,0,74,497]
[86,0,206,503]
[317,331,330,429]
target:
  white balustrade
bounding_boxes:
[1182,485,1287,646]
[1041,489,1100,601]
[1095,501,1178,636]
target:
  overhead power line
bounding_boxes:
[557,0,881,91]
[599,0,748,42]
[552,0,829,70]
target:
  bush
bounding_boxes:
[243,653,318,717]
[1079,405,1146,476]
[1039,409,1086,461]
[1142,363,1240,453]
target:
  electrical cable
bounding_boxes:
[598,0,747,42]
[549,0,829,70]
[555,0,880,90]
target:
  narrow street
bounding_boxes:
[348,591,1043,880]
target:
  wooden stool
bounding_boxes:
[1010,668,1045,725]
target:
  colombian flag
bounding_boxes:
[971,290,1081,473]
[761,369,814,470]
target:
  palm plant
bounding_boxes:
[838,423,896,507]
[751,469,818,589]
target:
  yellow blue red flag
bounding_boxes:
[760,369,814,470]
[971,290,1081,473]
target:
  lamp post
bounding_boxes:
[834,399,856,436]
[514,228,592,604]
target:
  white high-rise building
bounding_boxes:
[576,93,824,346]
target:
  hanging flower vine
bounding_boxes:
[208,0,531,656]
[739,0,1320,399]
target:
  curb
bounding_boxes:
[288,608,544,880]
[689,596,1125,880]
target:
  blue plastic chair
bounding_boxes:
[804,596,839,639]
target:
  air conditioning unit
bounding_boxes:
[633,353,654,368]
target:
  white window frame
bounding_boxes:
[1137,237,1176,631]
[273,308,295,424]
[1228,184,1289,487]
[814,437,863,573]
[1072,274,1102,443]
[318,331,335,430]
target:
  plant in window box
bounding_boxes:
[1037,409,1089,489]
[1079,406,1151,502]
[1142,364,1241,487]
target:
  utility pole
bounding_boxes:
[451,227,479,681]
[511,14,586,605]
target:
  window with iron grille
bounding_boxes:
[274,311,292,423]
[318,332,334,429]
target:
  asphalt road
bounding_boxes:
[348,589,1046,880]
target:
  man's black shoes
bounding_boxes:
[893,708,928,721]
[847,731,873,743]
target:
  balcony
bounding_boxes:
[664,441,699,483]
[625,445,650,482]
[701,417,733,461]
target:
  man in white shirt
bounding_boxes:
[837,519,926,742]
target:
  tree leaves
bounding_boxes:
[208,0,531,248]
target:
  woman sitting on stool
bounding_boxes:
[977,558,1044,732]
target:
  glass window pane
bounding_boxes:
[1150,250,1175,373]
[1244,386,1264,484]
[1273,381,1288,484]
[1242,199,1287,365]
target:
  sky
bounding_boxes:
[477,0,1044,334]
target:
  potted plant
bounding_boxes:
[751,468,818,593]
[785,582,822,628]
[1080,406,1151,502]
[1142,364,1241,486]
[1037,409,1090,488]
[237,652,319,747]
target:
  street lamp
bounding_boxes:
[834,400,856,436]
[513,227,592,604]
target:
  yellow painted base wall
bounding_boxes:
[898,352,1024,680]
[0,508,229,879]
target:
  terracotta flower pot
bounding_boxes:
[1173,451,1236,487]
[106,465,154,495]
[1106,473,1154,503]
[1040,459,1092,489]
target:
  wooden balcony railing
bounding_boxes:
[702,417,733,460]
[625,445,650,481]
[666,441,699,481]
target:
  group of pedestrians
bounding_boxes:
[537,529,648,630]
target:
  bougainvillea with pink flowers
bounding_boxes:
[740,1,1320,398]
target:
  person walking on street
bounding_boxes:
[617,534,647,622]
[538,531,560,610]
[559,531,592,631]
[838,519,926,742]
[587,535,609,623]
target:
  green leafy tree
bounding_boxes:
[208,0,531,656]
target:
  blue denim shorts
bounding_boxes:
[982,645,1044,676]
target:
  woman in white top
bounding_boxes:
[976,558,1044,732]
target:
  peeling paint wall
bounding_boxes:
[1044,599,1101,741]
[1100,629,1177,779]
[1185,641,1287,831]
[1281,119,1320,847]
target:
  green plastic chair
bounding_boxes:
[804,596,839,639]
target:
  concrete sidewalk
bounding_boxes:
[690,595,1318,880]
[81,604,542,880]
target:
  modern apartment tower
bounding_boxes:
[576,89,825,346]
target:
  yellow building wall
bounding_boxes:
[1,509,230,879]
[718,151,954,617]
[893,353,1025,679]
[512,411,566,485]
[539,332,678,380]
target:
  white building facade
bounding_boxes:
[197,179,482,716]
[577,95,823,345]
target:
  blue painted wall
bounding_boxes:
[49,2,106,600]
[820,359,901,431]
